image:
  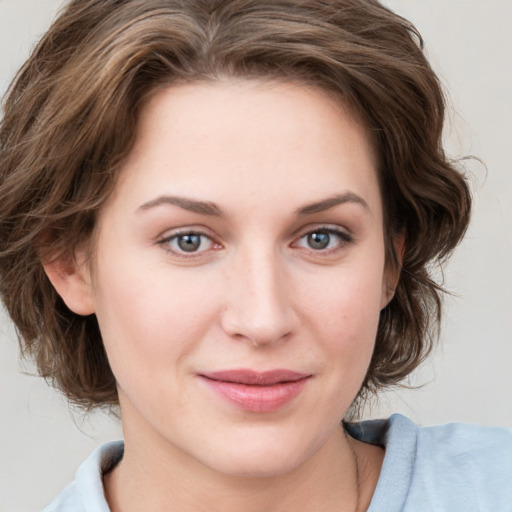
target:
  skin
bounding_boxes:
[46,80,396,511]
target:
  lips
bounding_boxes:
[199,369,311,413]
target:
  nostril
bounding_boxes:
[220,307,296,347]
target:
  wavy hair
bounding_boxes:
[0,0,471,409]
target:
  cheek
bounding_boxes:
[91,250,222,379]
[298,259,385,362]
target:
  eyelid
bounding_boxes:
[155,223,353,259]
[291,225,354,252]
[293,223,353,240]
[156,227,222,258]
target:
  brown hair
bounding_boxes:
[0,0,471,410]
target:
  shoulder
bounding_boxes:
[348,414,512,512]
[408,416,512,510]
[413,416,512,469]
[41,441,124,512]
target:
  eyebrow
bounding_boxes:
[296,192,371,216]
[137,191,370,217]
[138,195,223,216]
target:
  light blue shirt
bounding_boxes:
[42,414,512,511]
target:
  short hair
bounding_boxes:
[0,0,471,410]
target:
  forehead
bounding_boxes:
[108,79,382,221]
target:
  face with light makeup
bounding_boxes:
[49,79,397,478]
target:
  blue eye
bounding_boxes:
[297,229,352,251]
[307,232,331,250]
[161,232,214,254]
[177,234,203,252]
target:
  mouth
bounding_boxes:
[198,369,311,413]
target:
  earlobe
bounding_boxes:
[42,253,95,316]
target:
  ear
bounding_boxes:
[380,231,405,309]
[42,252,96,316]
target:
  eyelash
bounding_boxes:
[157,229,219,259]
[157,226,353,259]
[294,227,354,254]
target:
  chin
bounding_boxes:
[199,426,327,479]
[213,452,305,480]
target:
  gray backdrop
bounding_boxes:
[1,0,511,510]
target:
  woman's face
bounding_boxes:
[81,80,392,476]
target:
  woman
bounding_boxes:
[0,0,510,510]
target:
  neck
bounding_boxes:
[104,422,379,512]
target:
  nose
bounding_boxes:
[220,247,297,347]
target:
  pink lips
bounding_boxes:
[199,369,310,413]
